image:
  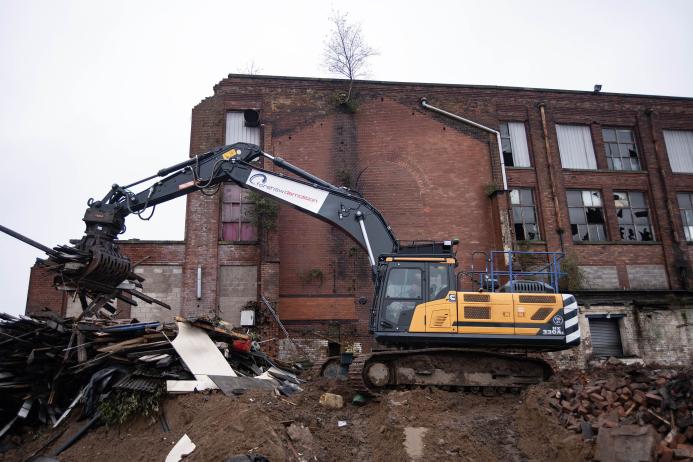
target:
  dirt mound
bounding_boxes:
[2,375,594,462]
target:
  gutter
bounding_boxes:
[419,98,508,191]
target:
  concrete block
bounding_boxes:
[594,425,657,462]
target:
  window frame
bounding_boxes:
[602,127,642,172]
[510,188,541,241]
[556,124,598,170]
[613,191,655,242]
[567,189,608,242]
[677,192,693,241]
[220,184,258,242]
[499,121,531,168]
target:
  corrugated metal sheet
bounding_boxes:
[225,112,261,145]
[589,318,623,357]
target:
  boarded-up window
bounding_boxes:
[221,185,257,241]
[663,130,693,173]
[556,124,597,170]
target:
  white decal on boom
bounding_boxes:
[246,169,329,214]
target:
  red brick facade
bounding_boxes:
[26,75,693,354]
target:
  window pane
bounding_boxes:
[500,122,510,137]
[510,189,520,205]
[515,223,525,240]
[523,206,536,224]
[513,208,524,222]
[569,208,586,224]
[633,209,649,224]
[586,207,605,224]
[619,225,632,240]
[617,209,633,224]
[613,191,628,208]
[502,138,512,155]
[629,192,645,208]
[617,129,633,143]
[526,224,539,240]
[612,158,623,170]
[590,191,602,207]
[639,226,654,241]
[240,223,257,241]
[520,189,533,205]
[686,226,693,241]
[221,223,240,241]
[222,203,241,221]
[386,268,422,299]
[567,190,583,207]
[677,193,691,209]
[686,210,693,226]
[582,190,593,206]
[602,129,616,142]
[429,265,449,300]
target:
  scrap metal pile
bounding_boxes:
[0,310,302,444]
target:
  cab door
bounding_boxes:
[425,263,457,333]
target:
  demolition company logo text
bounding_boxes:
[249,173,318,203]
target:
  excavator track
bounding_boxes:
[346,348,553,396]
[311,356,344,379]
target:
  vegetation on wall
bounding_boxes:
[299,268,324,286]
[246,191,279,231]
[559,252,584,291]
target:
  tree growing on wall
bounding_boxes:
[323,10,377,105]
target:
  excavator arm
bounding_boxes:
[19,142,397,313]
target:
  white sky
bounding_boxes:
[1,0,691,316]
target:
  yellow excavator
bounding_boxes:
[1,142,579,394]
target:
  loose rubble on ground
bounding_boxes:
[0,310,691,462]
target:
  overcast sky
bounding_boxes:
[1,0,691,316]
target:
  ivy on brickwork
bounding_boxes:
[246,191,279,231]
[299,268,324,287]
[559,252,584,291]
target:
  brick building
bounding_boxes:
[26,74,693,367]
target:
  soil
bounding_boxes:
[1,377,593,462]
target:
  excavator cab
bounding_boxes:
[372,240,458,335]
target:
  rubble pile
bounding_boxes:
[0,310,301,448]
[541,365,693,460]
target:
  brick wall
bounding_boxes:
[547,304,693,369]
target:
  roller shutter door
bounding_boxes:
[589,318,623,357]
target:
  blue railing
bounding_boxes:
[468,250,566,293]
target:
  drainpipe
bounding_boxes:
[419,98,511,264]
[420,98,507,190]
[538,103,565,251]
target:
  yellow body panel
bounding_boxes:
[407,291,564,336]
[457,292,514,334]
[409,303,427,332]
[512,293,562,327]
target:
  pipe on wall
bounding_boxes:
[538,103,565,251]
[419,98,508,191]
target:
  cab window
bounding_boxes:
[428,264,449,300]
[385,268,422,299]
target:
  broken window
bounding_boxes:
[220,185,257,241]
[567,190,607,242]
[510,188,541,241]
[613,191,654,241]
[677,192,693,241]
[603,128,641,171]
[500,122,531,167]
